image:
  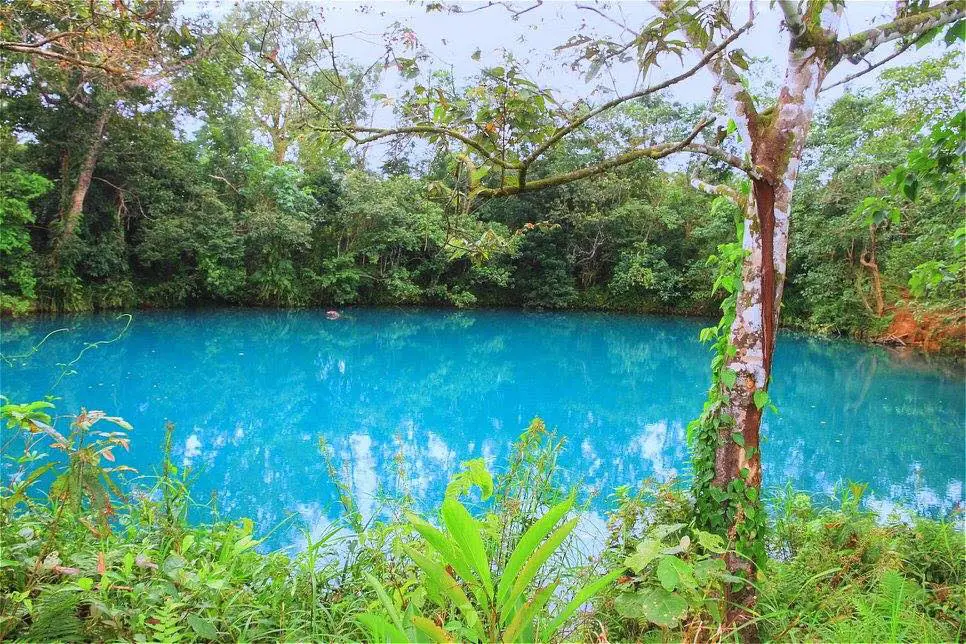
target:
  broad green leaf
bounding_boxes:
[503,581,557,642]
[363,572,406,634]
[404,545,483,639]
[694,529,725,554]
[411,615,454,643]
[945,19,966,44]
[407,514,478,594]
[622,587,688,627]
[496,492,574,606]
[444,458,494,500]
[656,556,696,592]
[625,539,662,573]
[440,497,493,599]
[649,523,685,540]
[500,516,578,623]
[753,389,769,410]
[2,463,54,511]
[186,614,218,640]
[162,554,186,579]
[694,558,727,583]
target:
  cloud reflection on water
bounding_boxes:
[2,308,963,550]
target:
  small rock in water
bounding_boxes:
[326,310,341,320]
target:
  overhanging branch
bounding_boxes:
[522,14,754,167]
[835,0,965,63]
[475,117,713,199]
[690,178,747,209]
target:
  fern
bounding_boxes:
[26,589,83,643]
[879,570,924,642]
[147,599,185,643]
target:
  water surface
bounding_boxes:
[2,308,963,548]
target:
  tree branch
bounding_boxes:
[690,178,746,209]
[476,117,713,199]
[821,37,918,93]
[684,143,763,179]
[522,14,754,167]
[835,0,965,63]
[267,51,521,171]
[0,43,125,75]
[777,0,807,42]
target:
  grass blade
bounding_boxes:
[541,569,620,639]
[496,492,575,607]
[500,516,578,623]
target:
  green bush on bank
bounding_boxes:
[1,403,962,642]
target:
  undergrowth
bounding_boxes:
[0,400,962,642]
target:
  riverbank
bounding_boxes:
[5,297,964,356]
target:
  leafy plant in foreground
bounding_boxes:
[357,459,618,643]
[613,521,742,634]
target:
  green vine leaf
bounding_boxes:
[615,588,688,627]
[656,556,695,592]
[753,390,769,410]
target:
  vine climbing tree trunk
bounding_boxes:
[695,11,838,632]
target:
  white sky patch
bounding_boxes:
[348,432,378,520]
[426,431,456,470]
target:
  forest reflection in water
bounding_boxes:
[2,308,963,550]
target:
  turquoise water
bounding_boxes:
[2,308,963,549]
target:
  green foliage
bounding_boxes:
[755,485,965,642]
[614,523,733,629]
[3,33,960,351]
[786,54,964,341]
[356,428,617,643]
[0,167,52,314]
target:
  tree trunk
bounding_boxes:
[714,40,829,632]
[271,132,288,164]
[51,108,112,263]
[860,226,885,316]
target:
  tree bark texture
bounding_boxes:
[52,108,112,263]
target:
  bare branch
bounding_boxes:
[836,0,965,63]
[476,117,713,199]
[576,3,641,37]
[522,14,754,167]
[821,37,919,93]
[689,178,746,209]
[457,0,543,19]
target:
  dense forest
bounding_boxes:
[2,4,963,351]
